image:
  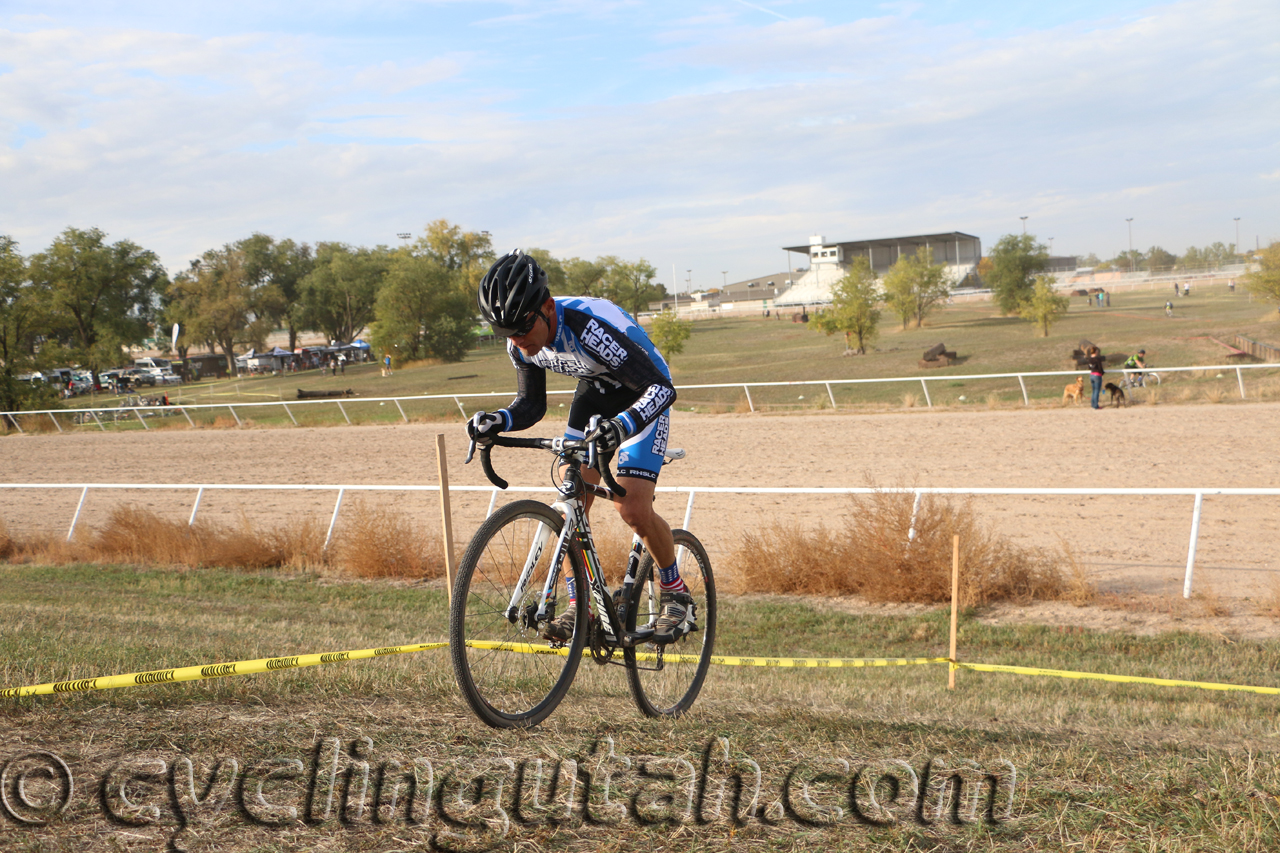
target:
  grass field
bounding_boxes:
[3,563,1279,851]
[7,281,1280,434]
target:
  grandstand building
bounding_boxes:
[776,232,982,306]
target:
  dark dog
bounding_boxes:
[1103,382,1126,408]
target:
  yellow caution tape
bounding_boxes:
[953,661,1280,696]
[465,641,947,669]
[7,638,1278,699]
[2,642,448,698]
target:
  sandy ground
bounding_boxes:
[3,402,1279,638]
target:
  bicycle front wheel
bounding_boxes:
[449,500,587,728]
[625,529,716,718]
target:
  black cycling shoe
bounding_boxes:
[652,591,695,644]
[541,608,576,643]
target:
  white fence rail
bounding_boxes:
[3,361,1278,432]
[4,482,1277,600]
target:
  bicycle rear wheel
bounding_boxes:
[449,500,587,728]
[625,529,716,718]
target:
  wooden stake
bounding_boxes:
[435,433,457,602]
[948,534,960,690]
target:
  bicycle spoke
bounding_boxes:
[450,501,585,728]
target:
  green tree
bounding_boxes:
[603,258,667,316]
[27,227,167,381]
[526,248,567,295]
[370,253,474,363]
[1019,274,1070,337]
[811,256,881,354]
[1243,241,1280,313]
[985,234,1048,315]
[562,257,610,297]
[882,246,951,329]
[648,310,692,364]
[299,243,391,345]
[167,247,279,374]
[412,220,495,291]
[0,236,53,420]
[1146,246,1176,272]
[238,234,314,352]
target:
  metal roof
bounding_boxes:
[784,231,981,254]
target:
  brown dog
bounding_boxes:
[1104,382,1127,407]
[1062,376,1084,404]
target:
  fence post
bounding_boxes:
[907,490,922,545]
[486,487,499,518]
[920,378,932,408]
[67,486,88,541]
[134,408,150,430]
[948,534,960,690]
[453,397,468,417]
[227,405,241,427]
[435,434,457,602]
[1017,375,1029,406]
[336,401,351,425]
[49,412,63,433]
[682,490,696,530]
[180,407,195,427]
[1183,492,1203,599]
[824,382,837,409]
[91,410,105,431]
[743,385,755,413]
[1236,367,1246,400]
[189,487,205,526]
[394,399,408,422]
[323,488,345,553]
[282,403,297,425]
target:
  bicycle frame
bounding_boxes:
[505,455,650,648]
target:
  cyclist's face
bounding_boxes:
[510,299,555,357]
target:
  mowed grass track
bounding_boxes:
[12,281,1280,433]
[4,564,1280,851]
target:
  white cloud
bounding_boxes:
[1,0,1277,279]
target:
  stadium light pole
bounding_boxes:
[1020,216,1028,235]
[1048,237,1055,254]
[722,271,728,289]
[1126,218,1134,272]
[1234,218,1241,259]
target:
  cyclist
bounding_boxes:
[468,250,692,644]
[1124,349,1147,387]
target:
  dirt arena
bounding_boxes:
[4,402,1279,638]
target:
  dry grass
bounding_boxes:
[1253,575,1280,618]
[330,499,444,579]
[1056,536,1098,606]
[901,391,918,408]
[733,395,753,413]
[1203,385,1227,404]
[985,391,1002,408]
[0,502,456,579]
[725,490,1070,605]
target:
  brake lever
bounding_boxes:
[464,438,477,464]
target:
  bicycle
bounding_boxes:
[1120,369,1160,391]
[449,420,716,729]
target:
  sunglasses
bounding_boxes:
[493,310,540,338]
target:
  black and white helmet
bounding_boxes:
[478,250,550,337]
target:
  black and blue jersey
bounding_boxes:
[495,296,676,439]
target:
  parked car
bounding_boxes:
[154,370,182,386]
[122,368,156,387]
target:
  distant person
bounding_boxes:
[383,353,393,376]
[338,353,346,375]
[1104,291,1110,307]
[1166,301,1174,317]
[1229,278,1236,293]
[1183,282,1190,297]
[1124,350,1147,387]
[1173,282,1179,297]
[1085,345,1106,410]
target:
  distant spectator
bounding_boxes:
[1085,346,1105,410]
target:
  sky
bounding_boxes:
[2,0,1277,291]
